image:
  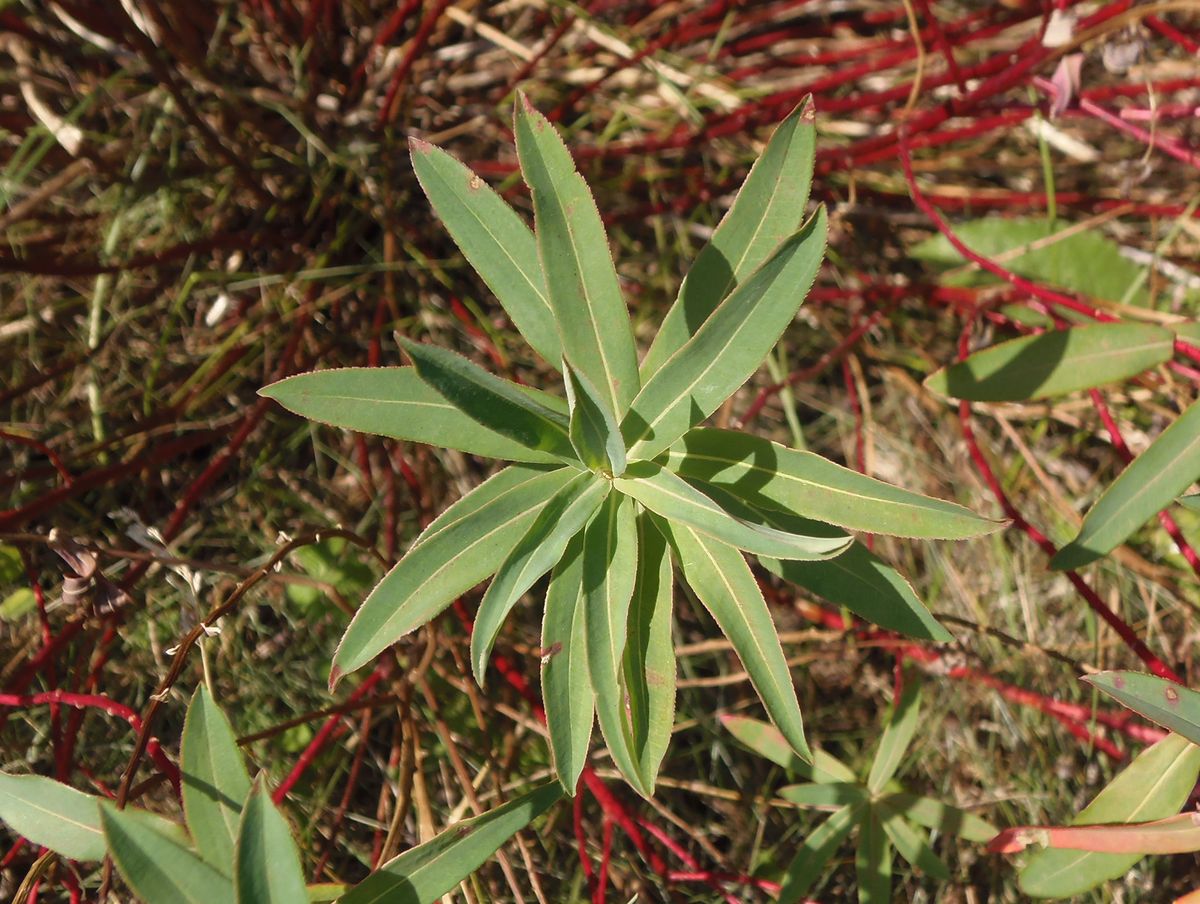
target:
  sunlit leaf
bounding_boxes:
[182,685,252,870]
[234,783,307,904]
[1084,671,1200,746]
[867,678,923,793]
[0,773,107,861]
[876,800,950,880]
[875,791,996,842]
[720,715,855,783]
[855,811,893,903]
[779,782,868,809]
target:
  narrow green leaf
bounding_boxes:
[339,783,562,904]
[664,520,811,761]
[408,138,561,367]
[332,466,573,683]
[778,802,865,904]
[779,782,868,810]
[514,94,639,414]
[1179,493,1200,512]
[615,462,850,560]
[1052,397,1200,570]
[101,803,234,904]
[471,471,609,684]
[625,208,827,461]
[182,686,252,870]
[401,341,575,461]
[0,773,107,861]
[720,715,855,783]
[623,511,676,791]
[641,97,816,377]
[1084,671,1200,746]
[563,358,626,476]
[661,428,999,539]
[234,783,307,904]
[876,791,996,842]
[867,678,923,793]
[855,811,893,904]
[924,323,1175,401]
[876,801,950,880]
[306,884,346,902]
[762,544,951,642]
[260,368,565,464]
[541,535,594,794]
[582,493,649,797]
[1019,733,1200,898]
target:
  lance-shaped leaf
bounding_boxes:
[1052,397,1200,570]
[401,340,574,461]
[182,685,252,870]
[0,773,108,860]
[624,209,827,461]
[339,782,562,904]
[876,791,996,842]
[867,678,923,793]
[514,94,639,415]
[234,783,308,904]
[661,429,998,539]
[101,803,234,904]
[471,471,609,684]
[720,715,855,783]
[615,462,850,560]
[1084,671,1200,745]
[260,368,565,464]
[856,811,893,904]
[876,800,950,880]
[409,138,561,367]
[623,511,676,791]
[924,323,1175,401]
[563,357,626,476]
[541,535,594,794]
[641,97,816,377]
[664,520,811,760]
[332,466,573,683]
[778,802,865,904]
[780,782,869,810]
[582,493,649,797]
[992,812,1200,856]
[1018,733,1200,898]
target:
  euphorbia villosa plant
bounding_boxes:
[263,94,998,797]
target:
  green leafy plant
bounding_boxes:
[262,93,997,797]
[724,677,996,902]
[0,686,560,903]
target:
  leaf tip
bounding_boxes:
[327,664,344,693]
[1048,543,1099,572]
[408,135,433,155]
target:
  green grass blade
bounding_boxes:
[408,138,561,368]
[924,323,1175,402]
[541,535,594,794]
[338,783,562,904]
[661,428,999,539]
[779,782,869,809]
[182,686,252,870]
[260,368,565,464]
[234,783,307,904]
[623,510,676,792]
[876,791,997,842]
[582,493,649,797]
[332,466,572,683]
[514,94,639,415]
[625,208,827,461]
[778,802,864,903]
[401,341,575,461]
[876,802,950,880]
[1052,398,1200,570]
[762,543,951,642]
[563,358,626,476]
[471,471,609,684]
[641,97,816,378]
[855,811,893,904]
[1019,733,1200,898]
[664,519,811,760]
[720,715,855,782]
[1084,671,1200,745]
[0,773,107,860]
[867,678,923,793]
[615,462,851,560]
[101,804,234,904]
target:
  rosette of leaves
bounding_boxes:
[0,687,560,903]
[262,94,997,797]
